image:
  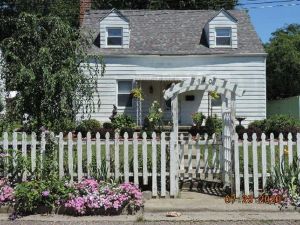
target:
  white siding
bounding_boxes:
[205,11,238,48]
[100,11,130,48]
[80,55,266,127]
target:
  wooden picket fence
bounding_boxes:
[234,132,300,198]
[1,131,300,198]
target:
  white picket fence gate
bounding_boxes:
[1,131,300,198]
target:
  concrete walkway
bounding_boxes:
[0,191,299,223]
[143,192,300,221]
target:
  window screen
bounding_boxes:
[118,81,132,107]
[107,28,123,46]
[216,28,231,46]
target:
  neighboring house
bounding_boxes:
[268,96,300,120]
[80,4,266,127]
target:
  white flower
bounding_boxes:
[158,108,162,113]
[149,118,153,122]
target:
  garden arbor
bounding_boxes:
[163,76,245,190]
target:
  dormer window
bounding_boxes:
[107,27,123,46]
[215,28,231,46]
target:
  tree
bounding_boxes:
[92,0,238,10]
[0,13,104,132]
[266,24,300,100]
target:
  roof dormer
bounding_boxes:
[100,9,130,48]
[204,9,238,49]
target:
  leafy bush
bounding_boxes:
[235,125,246,140]
[111,114,135,129]
[75,119,101,136]
[189,126,206,136]
[247,115,300,140]
[103,122,113,129]
[14,178,74,214]
[205,115,222,136]
[99,128,115,139]
[265,114,300,138]
[147,101,163,128]
[191,112,205,127]
[120,127,134,139]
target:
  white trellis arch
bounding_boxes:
[163,76,245,190]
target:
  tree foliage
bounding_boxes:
[266,24,300,100]
[0,13,104,132]
[92,0,238,10]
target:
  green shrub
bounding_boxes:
[111,114,135,129]
[75,119,101,136]
[103,122,113,129]
[265,114,300,138]
[14,178,74,214]
[235,125,246,139]
[248,119,266,131]
[191,112,206,127]
[205,115,222,136]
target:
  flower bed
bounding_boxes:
[0,178,143,216]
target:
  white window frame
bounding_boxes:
[215,27,232,47]
[106,27,123,48]
[116,80,133,108]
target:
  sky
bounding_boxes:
[238,0,300,43]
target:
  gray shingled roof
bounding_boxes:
[82,9,266,56]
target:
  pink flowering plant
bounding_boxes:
[0,178,14,206]
[63,179,143,215]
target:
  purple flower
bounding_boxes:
[42,190,50,197]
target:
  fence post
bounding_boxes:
[68,132,74,183]
[234,133,240,198]
[160,132,166,197]
[142,132,148,185]
[252,133,258,198]
[170,132,179,197]
[222,111,232,189]
[77,132,83,181]
[58,132,64,179]
[21,132,27,181]
[152,132,157,198]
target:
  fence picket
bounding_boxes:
[40,132,46,169]
[96,132,101,174]
[170,132,176,197]
[288,133,293,165]
[261,133,267,190]
[152,132,157,197]
[87,132,92,177]
[187,134,193,178]
[12,132,17,168]
[3,132,8,176]
[114,132,120,181]
[195,134,201,174]
[243,133,249,195]
[58,132,64,179]
[160,132,166,197]
[204,133,209,173]
[22,132,27,181]
[31,132,36,173]
[133,132,139,185]
[105,132,111,178]
[68,132,74,183]
[252,133,258,198]
[279,133,284,171]
[179,134,185,174]
[270,133,275,175]
[124,132,129,183]
[142,132,148,185]
[77,132,83,181]
[234,133,240,198]
[211,134,217,174]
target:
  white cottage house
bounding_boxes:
[80,7,266,127]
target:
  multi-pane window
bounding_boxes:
[107,27,123,46]
[216,28,231,46]
[118,81,132,107]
